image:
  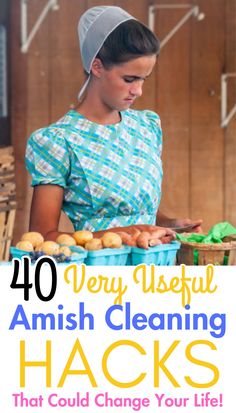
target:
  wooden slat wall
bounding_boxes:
[154,0,191,220]
[190,0,225,228]
[225,0,236,224]
[10,0,236,241]
[50,0,86,118]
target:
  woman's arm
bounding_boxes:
[29,186,176,246]
[29,185,64,240]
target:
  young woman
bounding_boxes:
[25,6,202,246]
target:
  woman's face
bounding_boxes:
[95,55,157,111]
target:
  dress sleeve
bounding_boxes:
[25,127,70,188]
[144,110,163,156]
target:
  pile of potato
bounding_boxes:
[15,228,175,256]
[15,230,123,256]
[116,228,175,249]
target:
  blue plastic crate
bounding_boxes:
[84,246,131,266]
[10,246,87,264]
[128,241,181,265]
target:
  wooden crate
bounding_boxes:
[0,205,16,261]
[0,146,16,202]
[177,241,236,265]
[0,147,17,261]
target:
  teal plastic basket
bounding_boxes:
[85,246,131,266]
[69,246,87,263]
[10,247,31,259]
[10,243,180,266]
[128,241,181,265]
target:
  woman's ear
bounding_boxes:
[91,58,104,78]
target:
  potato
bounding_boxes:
[85,238,103,251]
[59,246,72,257]
[130,228,141,242]
[136,232,150,249]
[16,240,34,252]
[160,234,175,244]
[73,230,93,246]
[101,232,122,249]
[35,243,43,252]
[21,231,44,248]
[148,228,167,239]
[39,241,60,255]
[56,234,76,246]
[148,238,162,247]
[116,231,136,246]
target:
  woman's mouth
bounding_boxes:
[124,98,134,103]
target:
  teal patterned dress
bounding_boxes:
[25,109,163,231]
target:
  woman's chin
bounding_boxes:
[120,101,134,110]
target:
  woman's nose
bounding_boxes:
[130,81,143,97]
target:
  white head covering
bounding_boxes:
[78,6,135,100]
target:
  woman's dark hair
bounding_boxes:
[96,19,160,69]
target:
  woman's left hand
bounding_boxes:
[156,211,203,233]
[168,218,203,233]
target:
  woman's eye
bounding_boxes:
[124,77,135,83]
[123,77,145,83]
